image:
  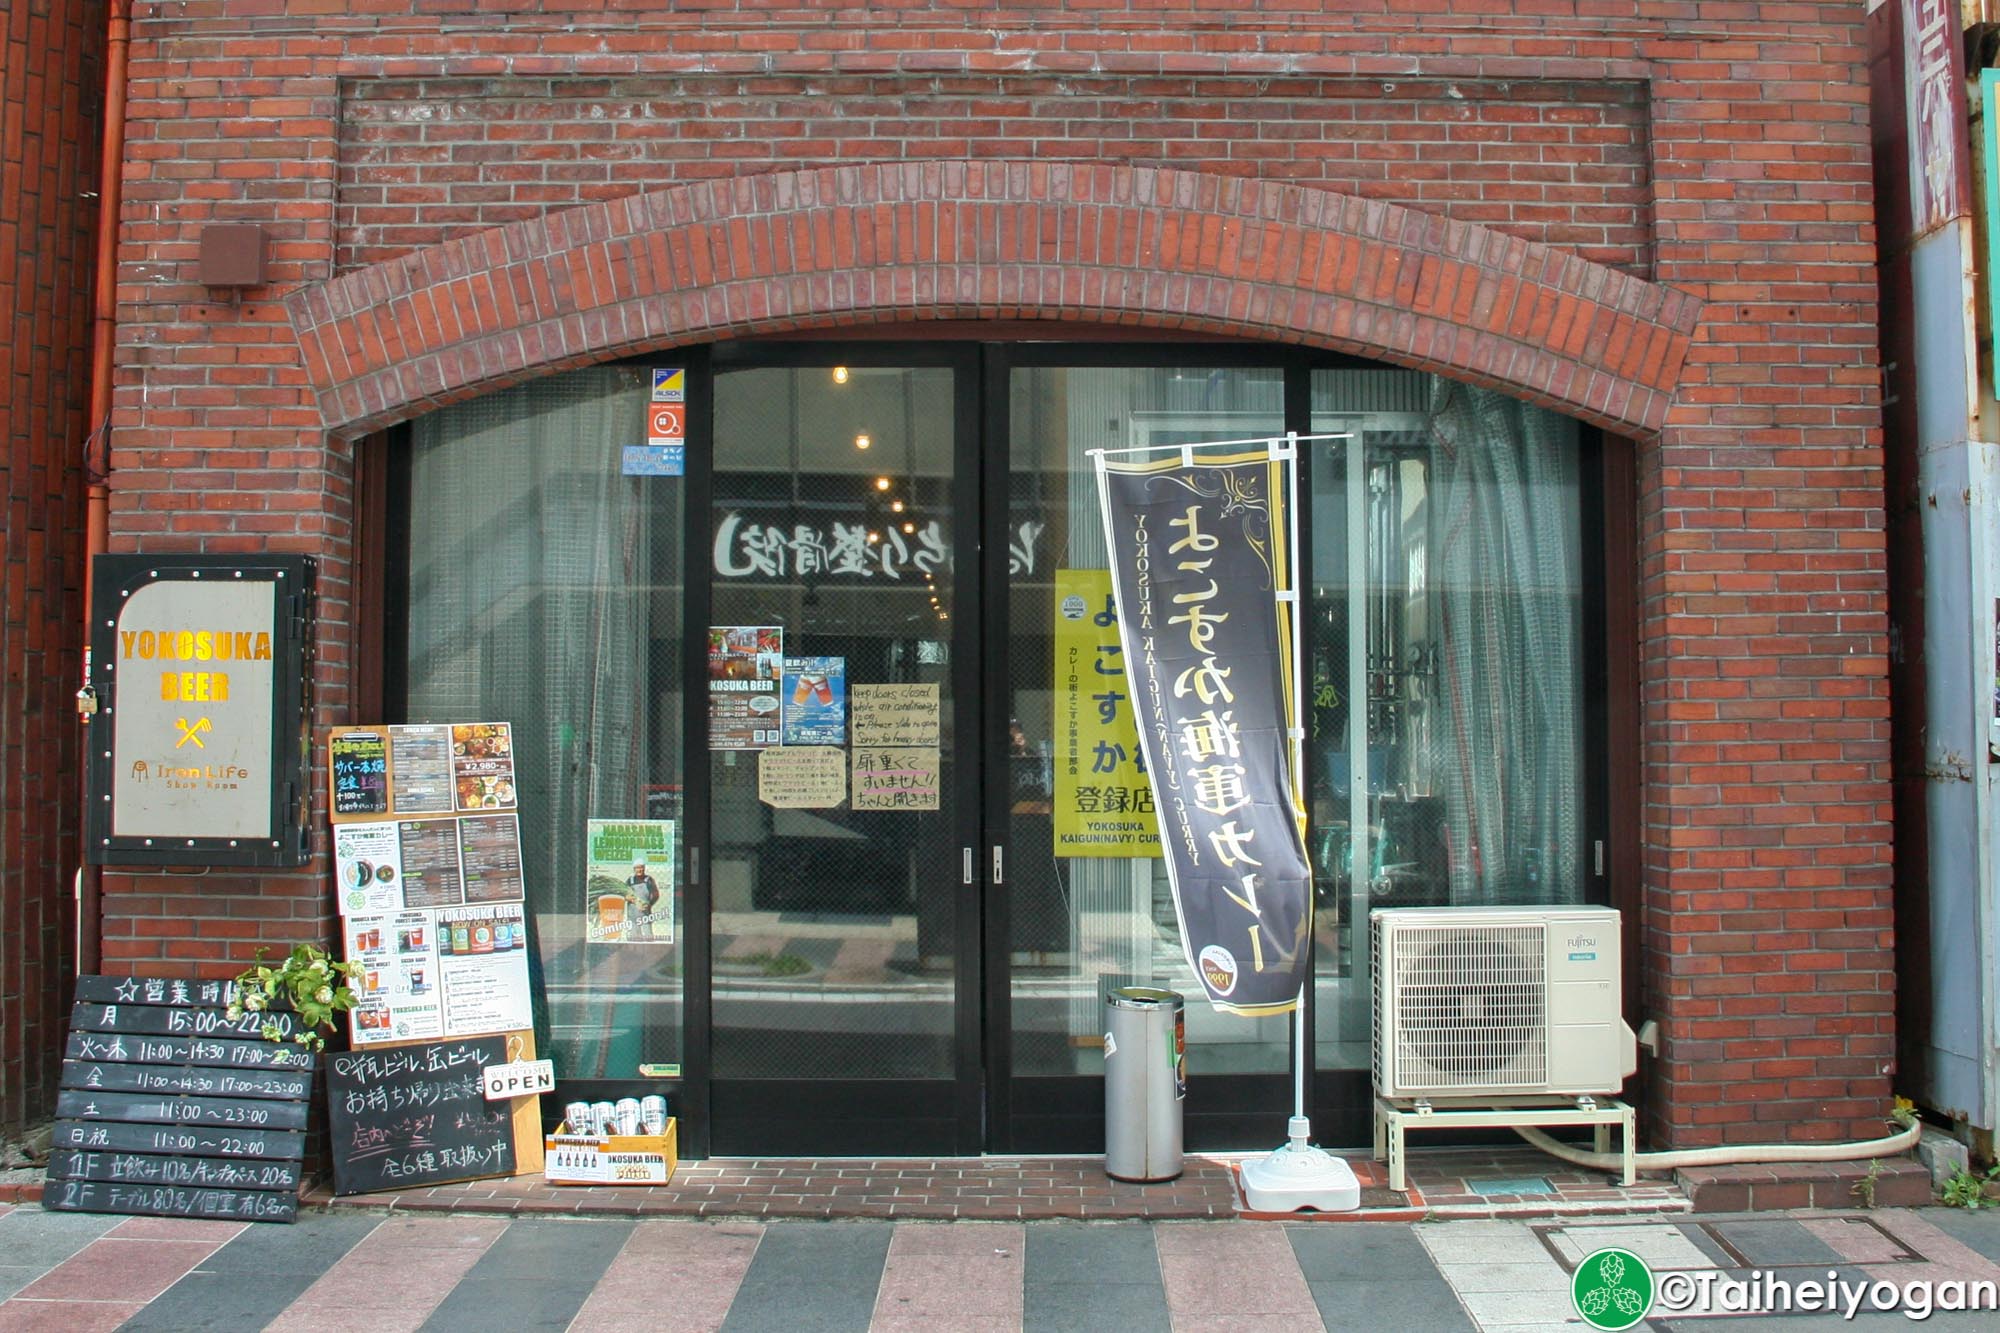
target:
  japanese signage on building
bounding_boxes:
[1903,0,1970,235]
[86,555,312,867]
[1094,447,1312,1016]
[1053,570,1160,857]
[327,723,532,1046]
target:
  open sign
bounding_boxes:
[481,1058,556,1101]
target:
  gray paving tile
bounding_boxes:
[1025,1223,1168,1331]
[1025,1222,1162,1286]
[0,1207,121,1273]
[0,1265,44,1302]
[1026,1280,1173,1333]
[116,1212,380,1332]
[720,1222,892,1333]
[1921,1209,2000,1265]
[1708,1218,1845,1269]
[1287,1223,1437,1280]
[420,1218,634,1333]
[1306,1278,1475,1331]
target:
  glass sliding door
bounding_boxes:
[995,358,1293,1149]
[706,348,980,1154]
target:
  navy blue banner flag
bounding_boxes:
[1093,446,1311,1016]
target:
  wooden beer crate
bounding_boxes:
[543,1120,677,1186]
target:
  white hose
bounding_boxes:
[1514,1122,1922,1175]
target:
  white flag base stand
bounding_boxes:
[1239,1115,1361,1213]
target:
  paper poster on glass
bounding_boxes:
[333,821,404,916]
[1052,570,1160,857]
[780,655,846,745]
[708,626,783,749]
[584,818,676,945]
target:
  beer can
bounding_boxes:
[564,1101,593,1135]
[613,1097,641,1136]
[589,1101,617,1137]
[639,1095,668,1134]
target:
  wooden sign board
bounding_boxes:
[46,976,316,1224]
[325,1032,544,1196]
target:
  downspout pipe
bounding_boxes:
[79,0,132,976]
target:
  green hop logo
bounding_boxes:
[1571,1247,1653,1331]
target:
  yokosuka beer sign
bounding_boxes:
[1093,446,1312,1016]
[87,556,313,867]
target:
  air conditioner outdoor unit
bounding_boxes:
[1371,906,1637,1102]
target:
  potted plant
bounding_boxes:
[231,943,365,1052]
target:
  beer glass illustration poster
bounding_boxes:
[780,655,846,746]
[709,626,783,749]
[585,818,676,944]
[1094,448,1312,1016]
[326,723,534,1045]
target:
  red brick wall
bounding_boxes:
[336,75,1652,274]
[0,0,101,1129]
[105,2,1890,1148]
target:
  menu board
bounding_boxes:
[326,724,529,1046]
[325,1037,521,1195]
[47,976,315,1224]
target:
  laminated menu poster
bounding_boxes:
[708,626,783,749]
[584,818,675,945]
[326,723,531,1048]
[344,910,443,1046]
[437,904,532,1036]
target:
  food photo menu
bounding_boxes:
[326,724,531,1046]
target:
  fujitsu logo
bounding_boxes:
[1567,935,1598,951]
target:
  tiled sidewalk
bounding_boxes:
[5,1202,2000,1331]
[309,1147,1692,1222]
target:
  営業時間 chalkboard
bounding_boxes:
[325,1036,518,1195]
[46,976,317,1223]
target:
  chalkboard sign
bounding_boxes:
[47,976,316,1224]
[330,730,390,816]
[326,1037,518,1195]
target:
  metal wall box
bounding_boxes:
[197,223,265,287]
[85,555,314,867]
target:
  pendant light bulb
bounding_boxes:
[833,366,850,385]
[854,433,870,450]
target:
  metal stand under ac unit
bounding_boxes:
[1373,1095,1636,1192]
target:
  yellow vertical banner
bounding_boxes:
[1053,569,1161,858]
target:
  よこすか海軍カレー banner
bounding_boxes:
[1093,448,1311,1016]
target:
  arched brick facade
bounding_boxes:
[101,3,1894,1154]
[282,163,1702,441]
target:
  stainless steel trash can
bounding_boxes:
[1105,986,1185,1182]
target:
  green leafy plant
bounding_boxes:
[231,944,364,1052]
[1889,1095,1918,1130]
[1939,1164,2000,1210]
[1851,1159,1881,1209]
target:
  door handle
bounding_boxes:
[991,846,1004,885]
[962,847,974,886]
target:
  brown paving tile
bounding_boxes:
[15,1238,225,1305]
[266,1215,508,1333]
[571,1221,762,1333]
[1156,1224,1316,1321]
[0,1299,149,1332]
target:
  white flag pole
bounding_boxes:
[1238,428,1360,1213]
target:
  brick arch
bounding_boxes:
[285,162,1701,438]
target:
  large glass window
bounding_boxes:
[403,365,686,1081]
[1308,369,1588,1066]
